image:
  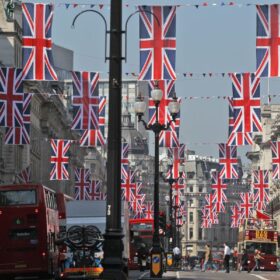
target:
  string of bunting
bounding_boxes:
[46,2,272,9]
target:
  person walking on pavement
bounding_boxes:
[250,249,264,272]
[173,246,181,268]
[239,249,249,273]
[223,242,231,273]
[201,244,211,271]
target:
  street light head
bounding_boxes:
[168,94,180,116]
[134,93,146,115]
[151,80,163,102]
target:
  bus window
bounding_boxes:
[0,190,36,206]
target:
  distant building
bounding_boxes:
[182,152,245,257]
[247,104,280,231]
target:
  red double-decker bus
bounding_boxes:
[238,218,278,271]
[128,218,153,269]
[56,192,73,233]
[0,184,60,279]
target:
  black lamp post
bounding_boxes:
[161,160,184,251]
[134,82,180,278]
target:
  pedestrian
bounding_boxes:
[232,247,238,270]
[138,243,148,271]
[223,242,231,273]
[251,249,264,272]
[201,244,210,271]
[173,246,181,268]
[239,249,249,273]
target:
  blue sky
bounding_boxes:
[46,0,280,163]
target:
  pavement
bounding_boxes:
[128,269,280,280]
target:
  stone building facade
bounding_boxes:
[182,152,246,257]
[247,104,280,231]
[0,1,106,197]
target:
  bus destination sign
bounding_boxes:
[247,230,277,241]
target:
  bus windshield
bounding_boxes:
[245,242,277,255]
[0,190,37,206]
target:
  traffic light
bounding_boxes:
[166,223,172,238]
[159,211,166,234]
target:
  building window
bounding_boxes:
[189,228,193,240]
[189,212,193,223]
[199,185,203,193]
[189,186,193,192]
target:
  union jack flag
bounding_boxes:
[240,192,254,219]
[71,71,99,130]
[0,67,23,128]
[121,142,129,180]
[130,182,146,215]
[144,201,154,219]
[74,168,91,200]
[256,5,280,77]
[22,3,57,81]
[231,205,242,228]
[271,141,280,179]
[204,194,219,224]
[252,169,270,210]
[16,166,31,184]
[80,96,107,147]
[89,180,106,201]
[211,171,227,212]
[139,6,176,81]
[5,93,32,145]
[218,144,238,179]
[50,139,71,180]
[121,169,136,202]
[227,97,253,146]
[231,73,262,134]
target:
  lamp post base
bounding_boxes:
[102,230,128,280]
[150,248,163,278]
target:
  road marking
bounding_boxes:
[250,274,270,280]
[176,270,180,279]
[139,271,149,279]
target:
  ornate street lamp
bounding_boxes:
[161,160,184,251]
[135,82,180,278]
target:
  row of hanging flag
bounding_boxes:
[37,2,275,9]
[201,168,272,228]
[9,3,280,82]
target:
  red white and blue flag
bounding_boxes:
[231,205,242,228]
[252,169,270,210]
[50,139,71,180]
[71,71,99,130]
[256,5,280,77]
[0,67,23,128]
[139,6,176,81]
[240,192,254,219]
[74,168,91,200]
[5,92,32,145]
[89,180,106,201]
[130,182,146,215]
[22,3,57,81]
[16,166,31,184]
[271,141,280,179]
[144,201,154,219]
[121,142,129,180]
[231,73,262,134]
[80,96,106,147]
[227,97,253,146]
[218,144,238,179]
[211,170,227,212]
[121,169,137,202]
